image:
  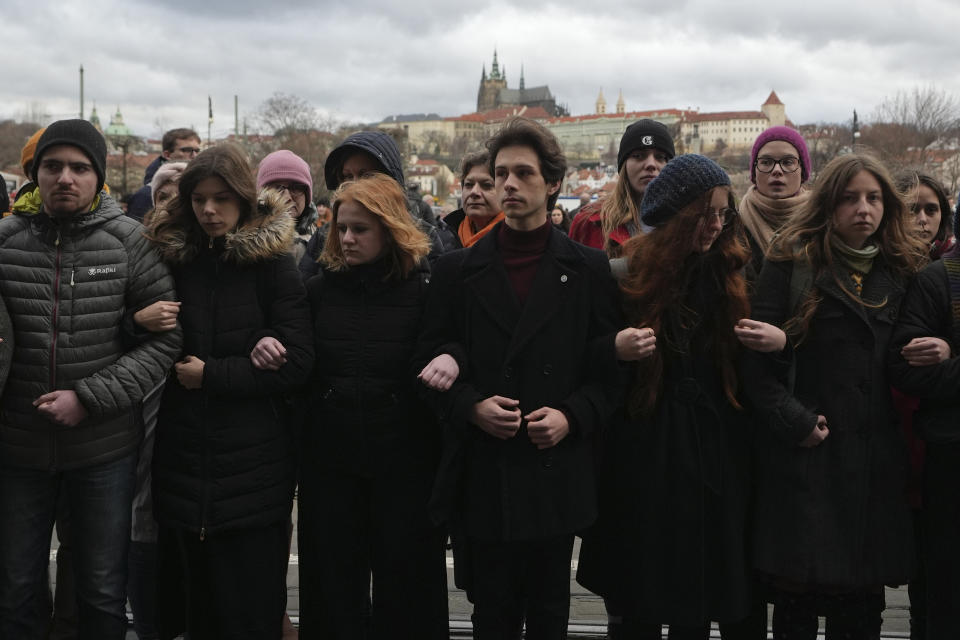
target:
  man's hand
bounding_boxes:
[418,354,460,391]
[901,337,951,367]
[734,319,787,353]
[525,407,570,449]
[250,337,287,371]
[133,301,181,333]
[34,390,88,427]
[470,396,521,439]
[615,327,656,361]
[175,355,205,389]
[799,415,829,448]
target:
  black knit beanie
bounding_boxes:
[31,119,108,192]
[640,154,730,228]
[617,119,676,171]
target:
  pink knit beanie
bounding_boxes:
[257,150,313,203]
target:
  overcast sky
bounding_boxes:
[6,0,960,139]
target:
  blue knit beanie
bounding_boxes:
[640,154,731,228]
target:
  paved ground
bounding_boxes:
[49,504,913,639]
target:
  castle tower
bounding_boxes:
[761,90,786,127]
[616,89,625,115]
[596,88,607,115]
[477,49,508,112]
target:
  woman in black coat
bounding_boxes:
[742,153,927,639]
[298,173,449,640]
[145,143,313,640]
[578,155,783,640]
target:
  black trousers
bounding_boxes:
[605,597,766,640]
[770,589,882,640]
[163,521,289,640]
[297,469,449,640]
[468,534,574,640]
[923,442,960,640]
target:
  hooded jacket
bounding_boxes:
[149,190,314,535]
[0,192,182,470]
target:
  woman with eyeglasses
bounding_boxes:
[742,153,928,639]
[739,127,813,279]
[257,150,320,264]
[578,155,780,639]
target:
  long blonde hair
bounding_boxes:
[600,164,640,255]
[321,173,430,280]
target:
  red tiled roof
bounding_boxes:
[477,105,552,122]
[446,113,487,123]
[416,158,439,165]
[683,111,767,123]
[763,91,783,106]
[600,182,616,193]
[547,108,692,125]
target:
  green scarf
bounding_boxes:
[830,235,879,275]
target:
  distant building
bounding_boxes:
[680,91,792,154]
[476,50,561,116]
[544,108,693,162]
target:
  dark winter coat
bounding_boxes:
[416,223,622,542]
[0,193,181,470]
[126,155,164,223]
[577,256,753,624]
[304,260,439,478]
[888,259,960,443]
[150,191,314,536]
[742,258,915,588]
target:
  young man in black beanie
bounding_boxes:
[0,119,182,639]
[569,118,675,256]
[416,117,623,639]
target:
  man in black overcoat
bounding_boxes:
[417,117,622,639]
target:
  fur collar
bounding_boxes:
[149,189,295,265]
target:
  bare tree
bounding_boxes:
[867,85,960,168]
[798,122,852,173]
[256,92,318,137]
[15,102,51,128]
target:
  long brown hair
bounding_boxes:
[145,143,257,249]
[619,186,750,416]
[768,152,927,339]
[321,173,430,280]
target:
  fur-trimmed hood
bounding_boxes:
[148,188,295,265]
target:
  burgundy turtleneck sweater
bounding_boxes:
[498,219,552,306]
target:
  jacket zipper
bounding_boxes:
[48,230,62,470]
[199,259,219,541]
[50,230,62,390]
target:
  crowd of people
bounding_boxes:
[0,112,957,640]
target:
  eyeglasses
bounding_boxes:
[755,156,800,174]
[704,208,738,227]
[272,184,308,197]
[176,146,202,156]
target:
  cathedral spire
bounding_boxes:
[490,48,501,80]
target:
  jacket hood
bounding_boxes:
[148,188,295,265]
[324,131,405,191]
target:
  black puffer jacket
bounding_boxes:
[150,191,314,536]
[305,260,438,477]
[0,193,181,470]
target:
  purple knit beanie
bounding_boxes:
[750,126,811,184]
[257,150,313,203]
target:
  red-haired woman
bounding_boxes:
[578,154,780,639]
[298,173,449,639]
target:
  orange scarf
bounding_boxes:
[458,212,505,248]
